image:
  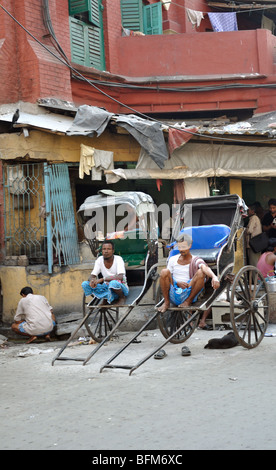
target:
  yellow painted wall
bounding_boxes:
[229,178,244,273]
[229,179,242,197]
[0,129,142,324]
[0,129,141,163]
[0,263,92,323]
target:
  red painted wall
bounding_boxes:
[71,25,276,115]
[1,0,276,114]
[0,0,72,104]
[115,29,276,78]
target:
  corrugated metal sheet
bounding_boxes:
[0,111,74,133]
[1,107,276,140]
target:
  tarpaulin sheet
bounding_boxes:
[67,105,113,137]
[135,143,276,178]
[67,106,168,169]
[168,127,197,155]
[115,114,168,169]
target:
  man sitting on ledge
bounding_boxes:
[158,233,220,315]
[82,240,129,305]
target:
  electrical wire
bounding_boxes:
[1,2,276,144]
[165,0,276,14]
[73,74,276,93]
[42,0,70,64]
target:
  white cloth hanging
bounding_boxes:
[186,8,204,28]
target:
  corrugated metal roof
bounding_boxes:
[1,107,276,140]
[197,111,276,138]
[160,111,276,139]
[0,111,74,133]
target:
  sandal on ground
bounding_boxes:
[198,324,213,330]
[181,346,191,356]
[154,349,167,360]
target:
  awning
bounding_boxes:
[104,168,189,182]
[106,143,276,180]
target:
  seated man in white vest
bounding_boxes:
[158,233,220,313]
[155,233,220,358]
[82,240,129,305]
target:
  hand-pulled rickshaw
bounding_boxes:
[98,194,270,374]
[52,193,271,374]
[52,190,159,365]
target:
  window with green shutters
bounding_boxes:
[69,0,100,25]
[143,3,162,35]
[68,0,105,70]
[121,0,162,35]
[120,0,143,31]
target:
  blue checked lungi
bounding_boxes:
[18,320,56,336]
[82,280,129,304]
[169,279,201,306]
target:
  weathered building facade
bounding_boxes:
[1,0,276,324]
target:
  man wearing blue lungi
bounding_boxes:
[158,233,220,314]
[82,240,129,305]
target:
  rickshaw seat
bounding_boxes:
[107,229,148,267]
[169,224,230,262]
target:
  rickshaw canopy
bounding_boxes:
[78,190,156,218]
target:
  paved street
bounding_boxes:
[1,323,276,451]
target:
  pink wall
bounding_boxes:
[2,0,276,114]
[115,29,276,78]
[0,0,72,104]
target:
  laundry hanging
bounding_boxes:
[208,12,238,32]
[79,144,95,179]
[186,8,204,28]
[67,105,169,169]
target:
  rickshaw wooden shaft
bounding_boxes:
[100,309,201,375]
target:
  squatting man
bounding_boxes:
[11,286,56,344]
[156,233,220,358]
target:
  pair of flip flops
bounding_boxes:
[154,346,191,359]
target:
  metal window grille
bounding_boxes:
[3,163,47,262]
[3,162,80,272]
[44,163,80,273]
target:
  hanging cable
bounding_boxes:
[0,3,276,144]
[164,0,276,15]
[42,0,70,64]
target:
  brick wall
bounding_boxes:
[0,0,72,104]
[102,0,122,73]
[0,1,20,102]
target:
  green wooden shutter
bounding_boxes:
[89,0,100,26]
[69,0,90,16]
[143,2,162,35]
[120,0,143,31]
[68,0,101,26]
[70,17,86,65]
[87,26,104,69]
[69,17,105,70]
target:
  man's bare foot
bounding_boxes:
[157,301,170,313]
[45,334,51,342]
[178,300,192,308]
[26,335,37,344]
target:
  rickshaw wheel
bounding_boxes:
[230,266,270,349]
[157,307,199,344]
[82,293,119,343]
